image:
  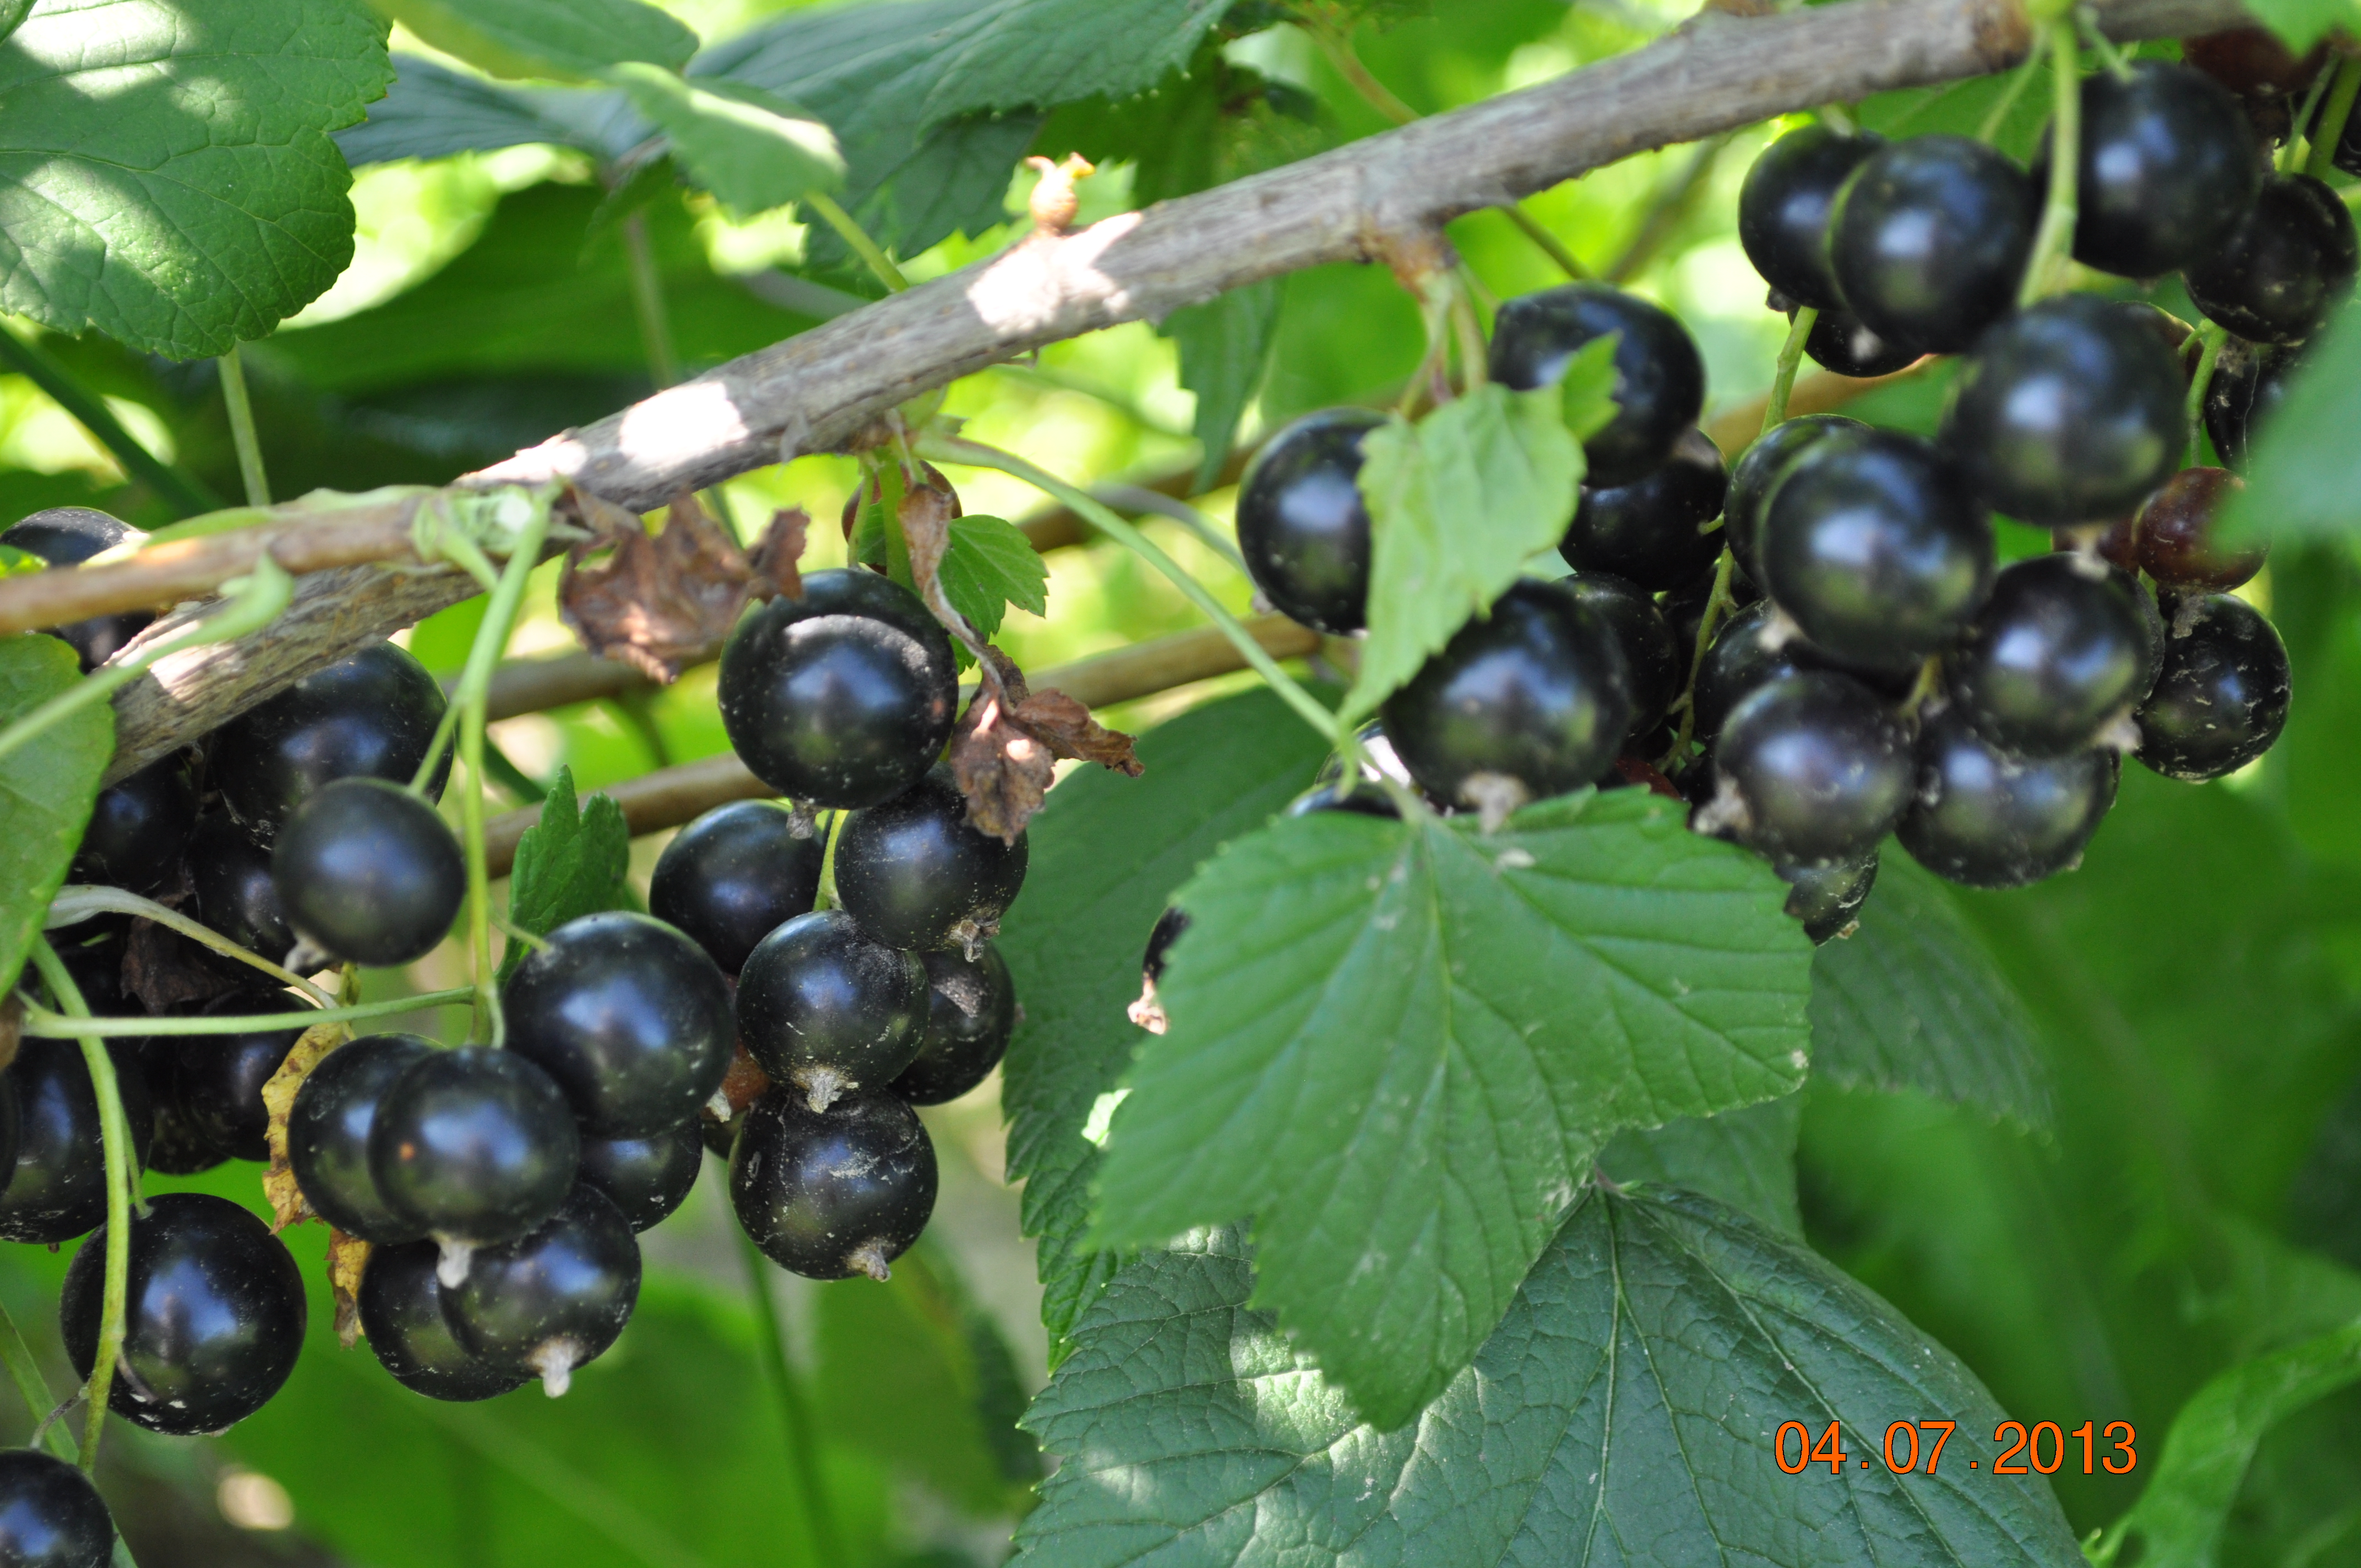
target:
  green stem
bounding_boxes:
[2287,67,2337,174]
[2186,320,2228,456]
[1663,547,1736,766]
[0,1301,77,1463]
[0,331,220,518]
[26,940,133,1474]
[924,434,1344,744]
[620,211,683,390]
[1976,27,2048,143]
[19,988,474,1039]
[2306,56,2361,182]
[2075,12,2133,80]
[734,1231,840,1565]
[1762,306,1816,437]
[1310,20,1418,126]
[1604,134,1731,284]
[1501,206,1587,281]
[2016,15,2082,307]
[216,346,271,509]
[877,455,912,590]
[812,809,847,912]
[46,886,330,1001]
[803,190,908,295]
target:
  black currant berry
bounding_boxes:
[1949,553,2155,756]
[576,1122,703,1232]
[172,988,306,1162]
[358,1239,530,1402]
[892,946,1018,1107]
[1941,295,2186,526]
[2134,593,2292,780]
[2,508,151,672]
[1699,671,1913,865]
[1898,709,2118,888]
[1235,407,1384,633]
[648,801,824,974]
[1802,306,1920,378]
[287,1032,436,1243]
[735,910,927,1110]
[1739,124,1886,312]
[730,1088,937,1281]
[1759,427,1994,669]
[370,1046,580,1269]
[1691,601,1916,743]
[144,1069,228,1177]
[61,1192,304,1435]
[1778,850,1878,943]
[1489,284,1706,486]
[834,767,1028,954]
[1381,579,1633,817]
[502,912,735,1138]
[2134,466,2267,589]
[1286,779,1401,818]
[2183,171,2359,344]
[1725,415,1867,587]
[189,814,295,961]
[0,1446,115,1567]
[2202,336,2303,471]
[1560,428,1727,592]
[211,642,450,843]
[444,1185,640,1396]
[1827,135,2039,353]
[1143,906,1189,987]
[0,1042,153,1243]
[270,778,463,967]
[719,569,958,810]
[70,757,195,895]
[1564,573,1680,738]
[2040,61,2261,277]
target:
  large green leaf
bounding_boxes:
[336,54,647,166]
[1094,789,1814,1428]
[1809,853,2052,1130]
[607,69,842,217]
[368,0,696,83]
[1162,283,1281,493]
[1016,1190,2083,1566]
[997,687,1334,1358]
[914,0,1237,125]
[0,635,111,993]
[498,765,631,981]
[2224,298,2361,543]
[1600,1092,1803,1236]
[0,0,394,358]
[2239,0,2361,50]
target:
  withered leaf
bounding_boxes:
[329,1231,371,1348]
[260,1019,351,1233]
[124,920,242,1014]
[560,494,769,683]
[746,507,808,601]
[950,674,1142,843]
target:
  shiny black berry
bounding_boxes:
[1759,427,1994,669]
[1941,296,2187,526]
[358,1239,529,1402]
[444,1185,640,1396]
[1949,553,2155,756]
[648,801,823,974]
[370,1047,580,1260]
[189,814,294,961]
[2134,593,2291,779]
[172,988,305,1162]
[1142,906,1190,987]
[211,642,450,844]
[145,1065,228,1177]
[287,1032,436,1243]
[730,1088,937,1282]
[1829,135,2038,353]
[1898,709,2118,888]
[1725,415,1867,587]
[2183,171,2359,343]
[834,767,1028,954]
[1381,579,1633,815]
[1701,671,1912,865]
[1286,778,1401,818]
[735,910,927,1110]
[1690,601,1914,743]
[1739,124,1886,312]
[0,1042,152,1243]
[61,1192,304,1435]
[271,778,463,968]
[0,1446,116,1567]
[1489,284,1706,486]
[2135,466,2268,589]
[1802,306,1920,378]
[1235,407,1384,633]
[718,569,958,809]
[71,757,195,895]
[1560,428,1727,592]
[1558,574,1674,741]
[576,1122,702,1232]
[2041,61,2262,277]
[2203,336,2303,470]
[1778,850,1878,943]
[2,508,151,672]
[892,946,1018,1107]
[502,912,735,1138]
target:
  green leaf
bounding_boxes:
[917,0,1237,126]
[997,688,1334,1358]
[1809,853,2053,1130]
[1017,1189,2083,1567]
[1346,363,1606,717]
[1093,789,1814,1428]
[1161,282,1281,493]
[0,635,111,993]
[0,0,395,359]
[606,67,842,215]
[2240,0,2361,51]
[1600,1092,1803,1236]
[2224,298,2361,544]
[938,514,1050,641]
[499,765,630,981]
[367,0,695,83]
[2102,1319,2361,1568]
[338,53,646,166]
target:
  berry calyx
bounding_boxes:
[210,641,450,843]
[730,1088,938,1282]
[369,1046,580,1276]
[1898,709,2119,888]
[0,1042,153,1244]
[0,1446,116,1567]
[1235,407,1385,633]
[1560,428,1728,593]
[1778,850,1878,943]
[1947,553,2155,757]
[287,1032,437,1244]
[2183,171,2359,344]
[1564,573,1680,739]
[1800,305,1920,379]
[1489,284,1706,486]
[358,1240,530,1402]
[576,1122,703,1232]
[272,778,465,967]
[2042,61,2261,278]
[648,801,824,974]
[834,767,1029,954]
[893,945,1018,1107]
[2134,592,2292,780]
[1827,134,2038,353]
[443,1185,641,1397]
[734,909,927,1110]
[189,814,295,962]
[71,758,195,895]
[1724,415,1867,588]
[1697,671,1913,865]
[1739,124,1886,312]
[1688,600,1911,743]
[2133,466,2267,589]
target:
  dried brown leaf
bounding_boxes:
[329,1231,371,1348]
[260,1019,351,1233]
[123,921,241,1014]
[559,494,766,683]
[949,680,1141,843]
[746,507,808,601]
[1013,689,1143,776]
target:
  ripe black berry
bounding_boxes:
[1690,601,1914,743]
[1142,906,1189,987]
[1560,428,1727,593]
[719,569,958,809]
[1898,709,2118,888]
[444,1185,640,1396]
[61,1191,304,1435]
[1759,427,1994,669]
[0,1446,115,1567]
[576,1122,703,1232]
[271,778,464,967]
[2,508,151,672]
[1940,295,2186,525]
[735,910,927,1109]
[1949,553,2155,756]
[1489,284,1706,486]
[1700,671,1913,865]
[358,1239,529,1402]
[730,1088,937,1281]
[1739,124,1886,312]
[835,767,1029,954]
[648,801,824,974]
[1725,415,1867,587]
[370,1046,580,1268]
[172,988,306,1162]
[2134,593,2292,780]
[893,945,1017,1107]
[2135,466,2267,589]
[1286,779,1401,818]
[1564,573,1679,739]
[1777,850,1878,943]
[1381,579,1633,815]
[145,1061,228,1177]
[189,814,295,961]
[0,1042,153,1243]
[71,757,195,895]
[287,1032,436,1243]
[502,912,735,1137]
[2183,171,2359,344]
[211,641,450,843]
[2202,336,2303,471]
[2041,61,2261,277]
[1827,135,2038,353]
[1802,306,1919,378]
[1235,407,1384,633]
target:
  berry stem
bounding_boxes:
[735,1230,842,1565]
[619,210,682,391]
[1977,28,2048,144]
[0,331,219,517]
[17,988,474,1039]
[216,344,273,509]
[2305,56,2361,183]
[2016,14,2081,307]
[812,808,847,911]
[2185,320,2228,456]
[876,454,915,591]
[803,190,910,295]
[0,1300,76,1463]
[1762,306,1816,436]
[1663,546,1736,766]
[2072,11,2134,83]
[2285,67,2337,174]
[46,886,333,1003]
